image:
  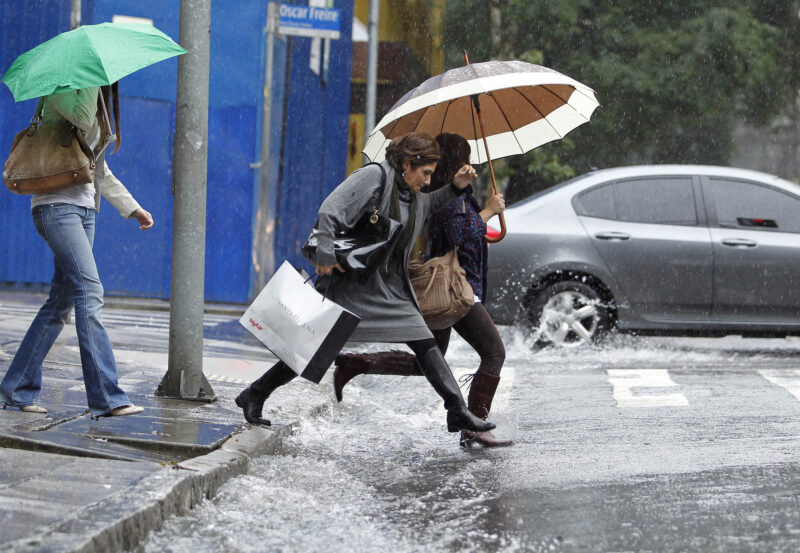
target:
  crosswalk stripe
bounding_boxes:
[0,304,234,329]
[607,368,689,408]
[206,373,249,385]
[759,369,800,401]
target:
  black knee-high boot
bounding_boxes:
[416,346,496,433]
[235,361,297,425]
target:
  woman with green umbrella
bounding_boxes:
[0,84,154,416]
[0,23,185,417]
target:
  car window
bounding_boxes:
[613,178,697,225]
[706,178,800,233]
[573,183,615,219]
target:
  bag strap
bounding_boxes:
[421,264,439,296]
[98,89,112,133]
[449,246,460,269]
[362,162,388,214]
[94,89,117,158]
[23,98,46,136]
[33,97,45,120]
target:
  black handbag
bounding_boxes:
[302,163,402,282]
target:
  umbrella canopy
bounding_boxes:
[363,60,600,165]
[2,22,186,102]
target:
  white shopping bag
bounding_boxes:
[240,261,360,383]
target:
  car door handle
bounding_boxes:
[721,238,757,248]
[595,232,631,241]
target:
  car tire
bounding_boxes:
[528,280,612,349]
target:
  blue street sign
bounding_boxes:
[277,3,342,39]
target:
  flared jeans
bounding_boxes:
[0,204,131,416]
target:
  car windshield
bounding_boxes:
[510,172,595,208]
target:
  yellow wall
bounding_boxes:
[353,0,445,76]
[349,1,445,175]
[347,113,366,176]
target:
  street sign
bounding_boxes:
[276,3,341,39]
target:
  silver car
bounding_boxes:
[485,165,800,348]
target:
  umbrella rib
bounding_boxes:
[511,84,572,141]
[509,85,549,122]
[486,91,525,155]
[541,84,592,123]
[507,85,558,141]
[469,96,482,164]
[438,99,456,137]
[382,118,399,139]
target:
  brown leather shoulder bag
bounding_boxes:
[409,247,475,330]
[3,98,95,195]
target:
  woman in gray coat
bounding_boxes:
[235,133,495,436]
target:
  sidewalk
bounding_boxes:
[0,291,333,553]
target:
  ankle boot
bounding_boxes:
[416,347,496,434]
[235,362,297,425]
[461,371,513,447]
[333,351,421,402]
[333,353,371,403]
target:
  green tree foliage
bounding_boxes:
[444,1,800,202]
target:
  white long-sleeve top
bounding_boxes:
[31,87,141,217]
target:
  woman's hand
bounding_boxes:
[452,164,478,189]
[480,193,505,222]
[316,263,345,276]
[131,208,154,230]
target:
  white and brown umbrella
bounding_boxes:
[362,59,600,241]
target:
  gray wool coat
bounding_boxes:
[315,161,459,343]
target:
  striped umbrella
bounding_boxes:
[362,59,600,242]
[363,60,599,165]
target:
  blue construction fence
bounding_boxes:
[0,0,353,304]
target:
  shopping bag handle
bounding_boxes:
[305,273,334,302]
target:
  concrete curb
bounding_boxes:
[3,407,322,553]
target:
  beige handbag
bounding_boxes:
[409,247,475,330]
[3,98,97,195]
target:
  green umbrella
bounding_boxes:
[2,22,187,102]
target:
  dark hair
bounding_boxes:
[385,132,440,170]
[99,82,121,153]
[429,133,471,191]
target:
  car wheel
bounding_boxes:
[528,280,612,348]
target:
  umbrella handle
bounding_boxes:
[476,94,507,243]
[464,50,507,243]
[486,212,507,244]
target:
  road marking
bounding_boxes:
[759,369,800,401]
[492,364,513,413]
[206,373,249,385]
[607,369,689,408]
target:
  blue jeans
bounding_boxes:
[0,204,131,416]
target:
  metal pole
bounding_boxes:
[156,0,216,401]
[364,0,379,138]
[253,3,279,293]
[70,0,81,29]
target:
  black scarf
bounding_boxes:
[383,170,417,276]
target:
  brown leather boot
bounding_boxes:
[333,353,371,402]
[461,370,513,447]
[333,350,421,402]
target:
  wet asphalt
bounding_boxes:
[139,333,800,553]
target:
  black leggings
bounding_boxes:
[432,302,505,376]
[407,338,438,357]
